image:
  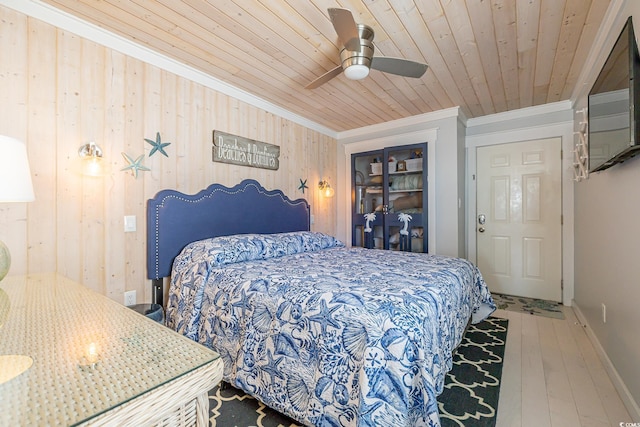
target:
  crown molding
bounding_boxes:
[466,100,573,128]
[338,107,461,143]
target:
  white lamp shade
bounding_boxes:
[0,136,35,202]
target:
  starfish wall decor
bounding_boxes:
[298,179,308,193]
[121,152,151,178]
[145,132,171,157]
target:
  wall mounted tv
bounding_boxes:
[588,16,640,172]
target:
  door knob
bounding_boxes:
[478,214,486,225]
[478,227,485,233]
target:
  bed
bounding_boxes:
[147,179,495,427]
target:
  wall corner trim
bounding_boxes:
[572,301,640,421]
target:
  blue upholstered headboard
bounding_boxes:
[146,179,310,304]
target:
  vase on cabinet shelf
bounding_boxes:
[351,142,428,253]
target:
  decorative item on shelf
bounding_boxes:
[363,212,376,249]
[370,162,382,175]
[573,108,589,182]
[405,158,422,172]
[388,156,397,173]
[0,136,35,282]
[298,178,308,194]
[398,213,412,252]
[396,160,406,172]
[355,185,366,214]
[78,142,108,177]
[145,132,171,157]
[121,152,151,178]
[0,136,35,383]
[318,180,334,197]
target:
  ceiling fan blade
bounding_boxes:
[328,8,361,52]
[371,57,428,78]
[305,65,343,89]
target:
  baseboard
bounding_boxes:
[572,301,640,421]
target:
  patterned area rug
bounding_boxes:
[208,317,508,427]
[491,292,564,320]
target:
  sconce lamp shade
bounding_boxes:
[0,136,35,202]
[77,142,108,177]
[318,180,335,198]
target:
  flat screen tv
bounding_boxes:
[588,16,640,172]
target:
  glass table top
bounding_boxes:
[0,273,220,426]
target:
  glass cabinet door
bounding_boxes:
[352,150,384,249]
[384,144,427,253]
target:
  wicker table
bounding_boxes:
[0,273,223,426]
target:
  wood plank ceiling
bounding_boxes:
[39,0,612,132]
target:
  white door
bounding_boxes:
[476,138,562,301]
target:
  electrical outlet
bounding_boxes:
[124,290,136,306]
[601,303,606,323]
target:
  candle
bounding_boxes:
[87,343,99,364]
[79,342,100,370]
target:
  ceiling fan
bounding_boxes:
[305,8,428,89]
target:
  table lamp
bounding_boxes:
[0,135,35,383]
[0,135,35,282]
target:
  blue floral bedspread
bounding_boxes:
[166,232,495,427]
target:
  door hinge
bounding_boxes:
[561,215,563,225]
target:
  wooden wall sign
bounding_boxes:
[212,130,280,170]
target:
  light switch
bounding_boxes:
[124,215,136,232]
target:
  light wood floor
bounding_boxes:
[493,306,633,426]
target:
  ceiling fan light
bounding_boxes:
[344,64,370,80]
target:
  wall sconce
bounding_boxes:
[78,142,107,177]
[318,180,335,198]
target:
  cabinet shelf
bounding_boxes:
[371,170,422,178]
[358,185,424,194]
[367,189,423,194]
[389,170,422,175]
[390,189,422,194]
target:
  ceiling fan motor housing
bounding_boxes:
[340,24,375,79]
[340,40,373,67]
[356,23,374,41]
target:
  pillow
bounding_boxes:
[178,231,344,269]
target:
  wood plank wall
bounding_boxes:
[0,6,337,303]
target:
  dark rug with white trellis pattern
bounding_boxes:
[208,317,508,427]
